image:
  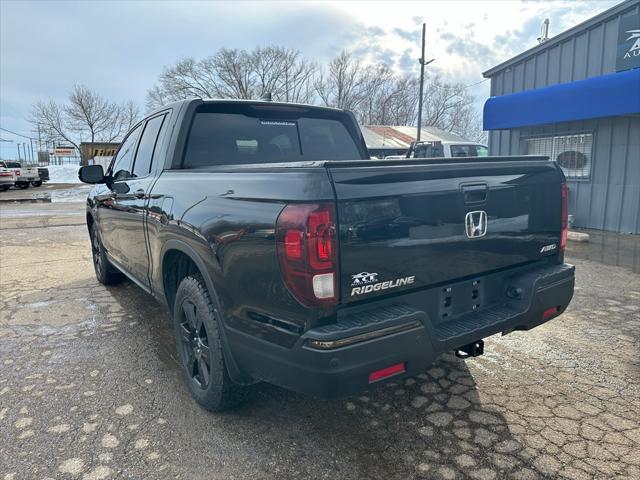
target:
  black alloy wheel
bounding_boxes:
[173,275,248,411]
[178,300,212,390]
[90,225,122,285]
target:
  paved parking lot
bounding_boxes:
[1,198,639,480]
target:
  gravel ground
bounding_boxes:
[0,199,639,480]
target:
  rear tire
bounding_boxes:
[90,224,123,285]
[17,182,29,189]
[0,185,9,192]
[173,274,248,411]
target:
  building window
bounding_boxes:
[523,133,593,179]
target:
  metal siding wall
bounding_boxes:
[535,50,548,87]
[573,32,589,81]
[559,39,575,83]
[524,58,536,90]
[513,63,525,93]
[503,68,513,94]
[604,117,629,231]
[499,130,511,153]
[619,117,640,233]
[494,73,504,96]
[588,119,613,230]
[602,18,619,73]
[587,24,605,77]
[547,45,562,86]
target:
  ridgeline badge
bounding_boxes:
[350,272,415,296]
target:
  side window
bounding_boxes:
[111,125,141,181]
[133,114,166,178]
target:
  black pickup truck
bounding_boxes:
[79,99,574,411]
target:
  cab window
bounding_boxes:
[110,125,142,181]
[133,114,167,178]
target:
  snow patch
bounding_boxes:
[47,164,82,184]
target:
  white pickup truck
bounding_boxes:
[0,161,41,189]
[384,140,489,159]
[0,164,15,191]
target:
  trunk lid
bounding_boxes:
[327,157,563,304]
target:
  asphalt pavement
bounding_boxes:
[0,197,639,480]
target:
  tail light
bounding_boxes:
[15,170,20,176]
[560,182,568,251]
[276,203,338,307]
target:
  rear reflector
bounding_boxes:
[543,306,560,319]
[368,362,406,383]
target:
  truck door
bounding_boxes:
[110,113,168,288]
[96,124,142,267]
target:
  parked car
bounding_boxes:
[0,165,15,191]
[79,99,574,411]
[385,140,489,159]
[37,167,50,185]
[0,161,41,188]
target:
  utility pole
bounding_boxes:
[17,143,21,161]
[416,23,434,142]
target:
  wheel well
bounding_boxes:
[162,249,200,311]
[86,213,94,234]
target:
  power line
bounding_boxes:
[0,126,38,141]
[464,78,489,89]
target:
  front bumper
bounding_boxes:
[228,263,575,399]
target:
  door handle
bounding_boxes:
[134,189,145,199]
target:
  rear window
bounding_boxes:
[449,145,488,157]
[182,104,365,168]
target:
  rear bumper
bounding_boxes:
[227,263,574,399]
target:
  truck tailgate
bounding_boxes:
[327,157,564,304]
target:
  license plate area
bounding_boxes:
[439,279,484,321]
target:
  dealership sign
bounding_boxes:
[54,146,76,157]
[616,13,640,72]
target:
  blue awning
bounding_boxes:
[483,69,640,130]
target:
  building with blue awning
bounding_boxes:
[483,0,640,234]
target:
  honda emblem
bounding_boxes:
[465,211,487,238]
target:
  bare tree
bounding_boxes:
[30,84,141,154]
[420,77,485,142]
[315,51,367,111]
[251,47,317,103]
[145,46,485,142]
[146,46,317,109]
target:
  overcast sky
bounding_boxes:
[0,0,620,159]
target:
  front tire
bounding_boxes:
[90,224,123,285]
[32,181,42,187]
[173,275,248,411]
[17,182,29,189]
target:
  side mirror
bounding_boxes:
[78,165,105,184]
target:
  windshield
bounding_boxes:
[183,104,366,168]
[449,144,489,157]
